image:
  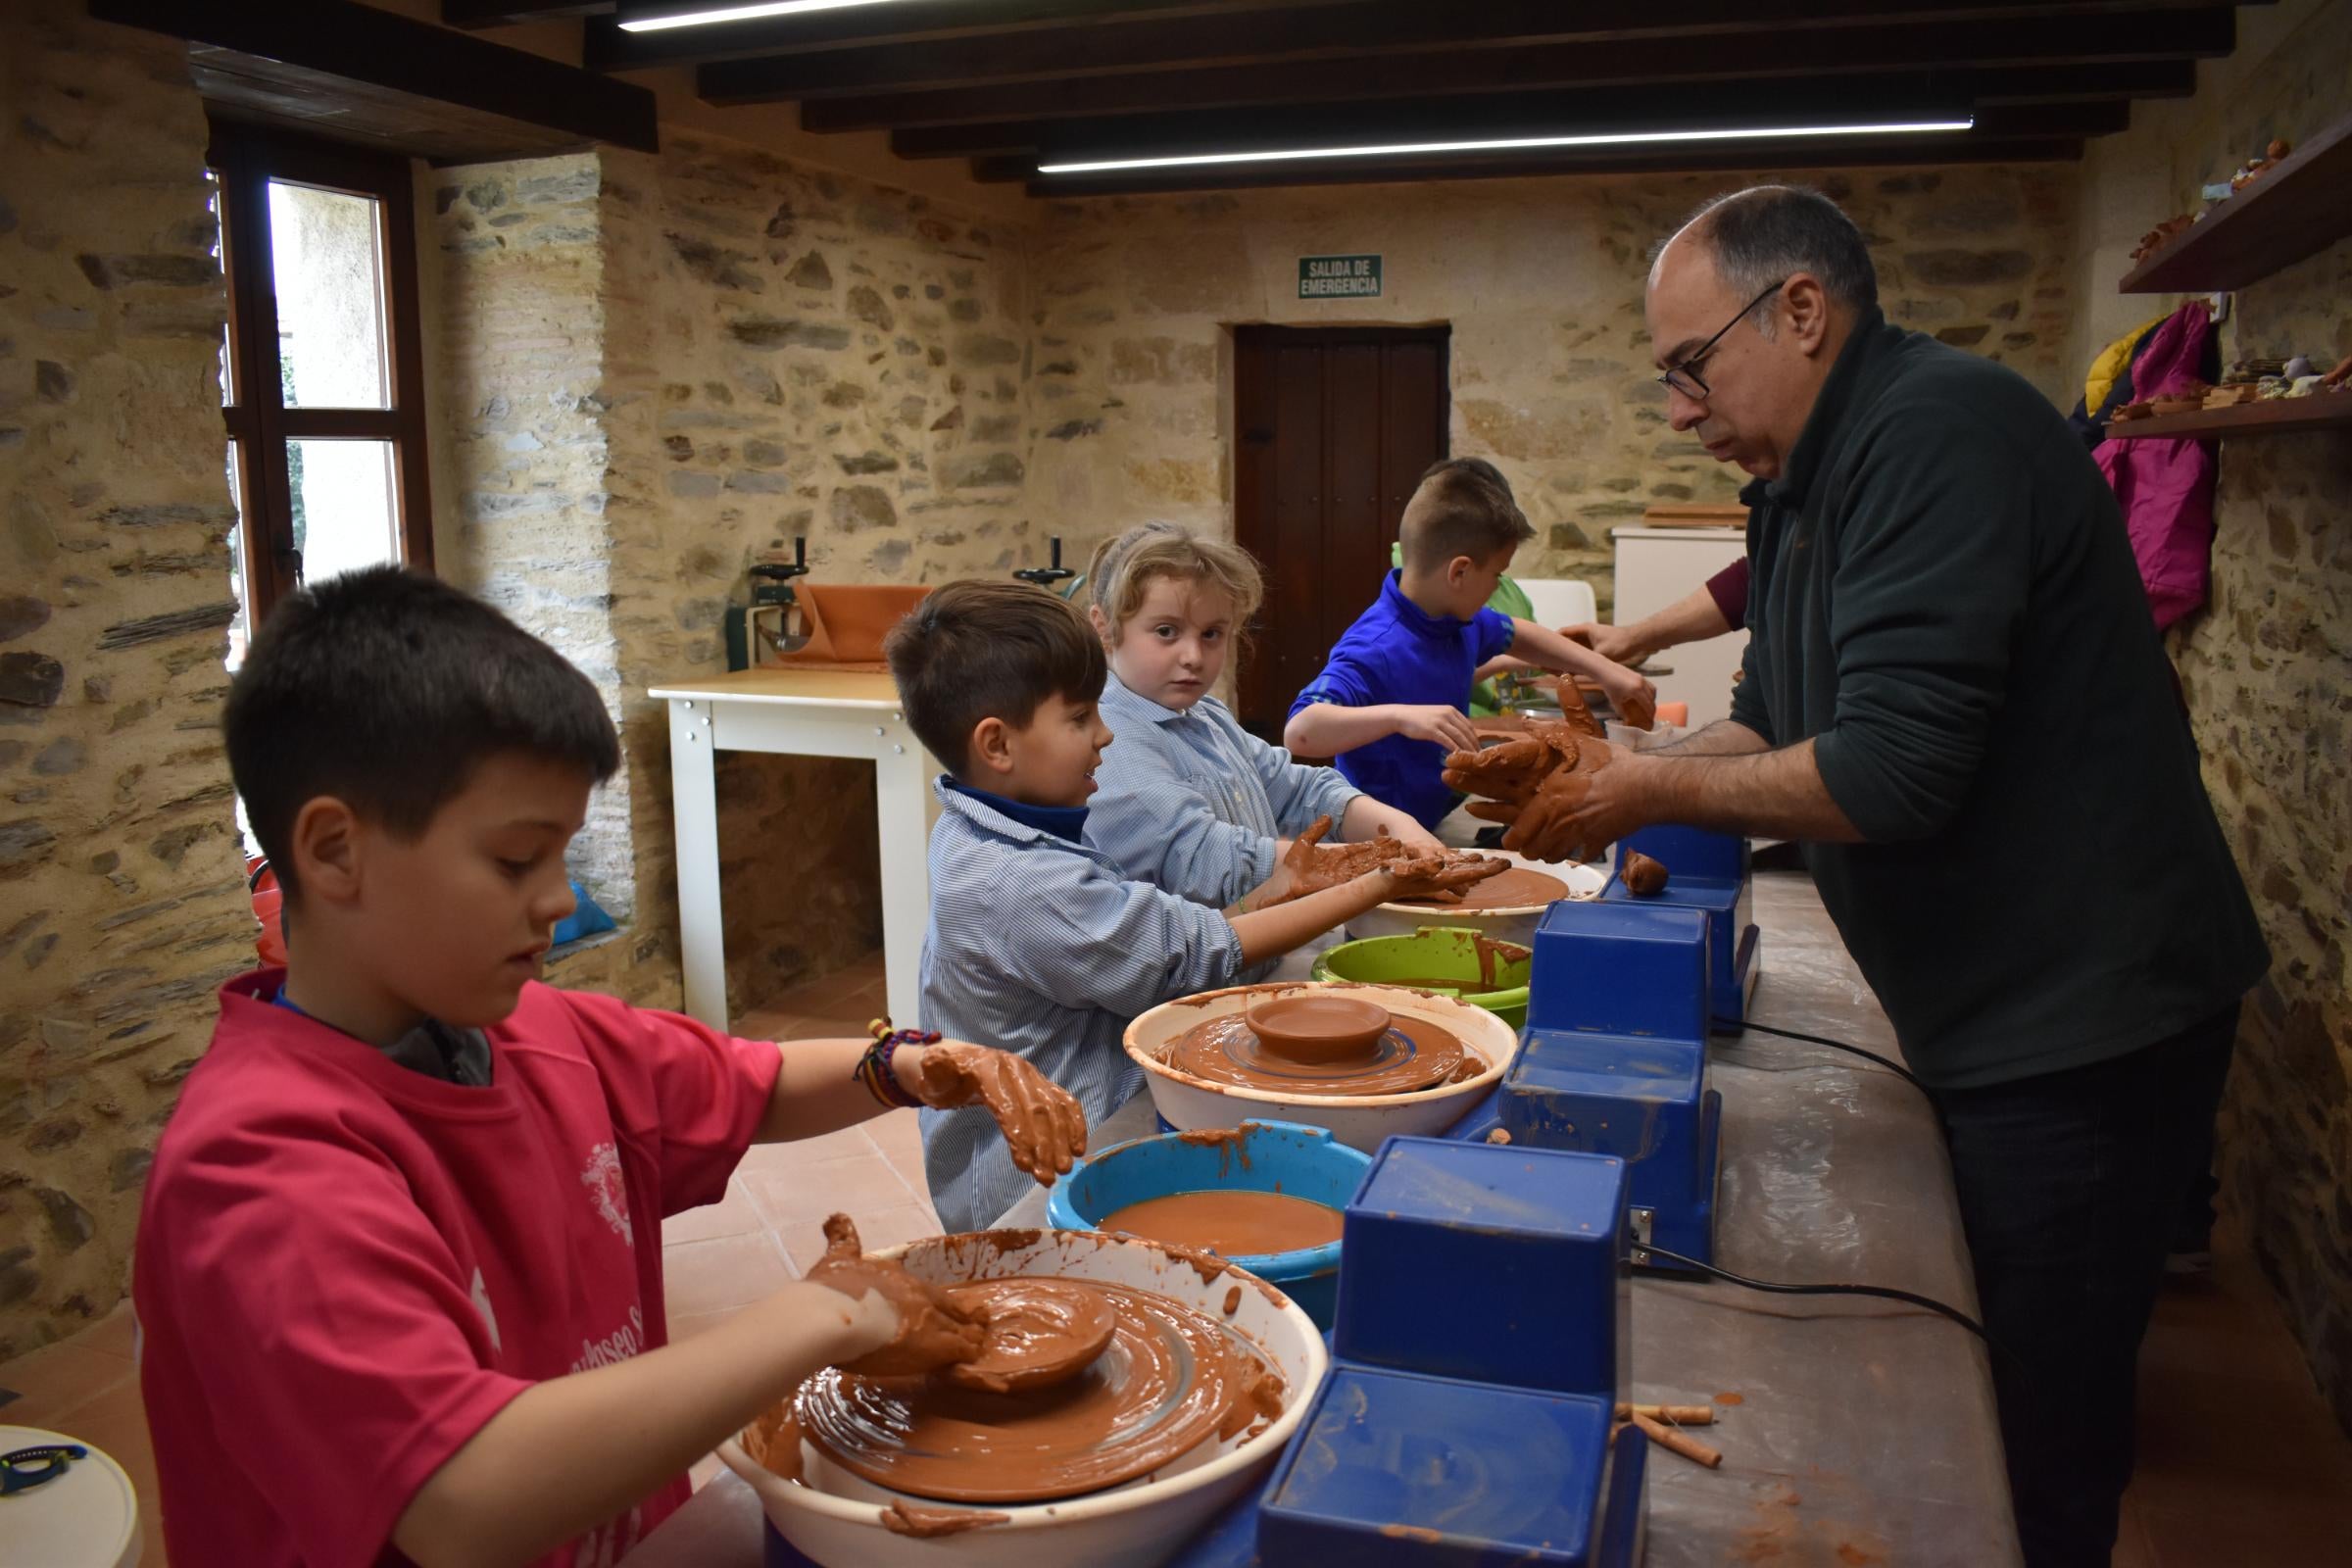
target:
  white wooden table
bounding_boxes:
[649,668,939,1032]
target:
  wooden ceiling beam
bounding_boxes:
[814,40,2195,138]
[1014,133,2086,198]
[589,0,1350,72]
[702,0,2236,103]
[93,0,658,151]
[888,79,2128,163]
[442,0,612,26]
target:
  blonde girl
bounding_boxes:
[1080,521,1438,906]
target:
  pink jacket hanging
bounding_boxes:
[2092,303,2219,630]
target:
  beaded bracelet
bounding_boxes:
[855,1017,937,1110]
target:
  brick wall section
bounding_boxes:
[0,10,251,1358]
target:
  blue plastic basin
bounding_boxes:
[1047,1119,1368,1328]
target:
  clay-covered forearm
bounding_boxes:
[392,1282,879,1568]
[1643,740,1862,842]
[1283,702,1410,757]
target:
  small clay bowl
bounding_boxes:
[1244,994,1392,1065]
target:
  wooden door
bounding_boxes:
[1234,324,1449,740]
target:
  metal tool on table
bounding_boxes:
[1012,534,1077,593]
[724,536,809,671]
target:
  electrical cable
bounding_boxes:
[1637,1243,2021,1375]
[1739,1019,1928,1094]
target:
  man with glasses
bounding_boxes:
[1467,185,2266,1568]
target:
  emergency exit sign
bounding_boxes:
[1298,254,1382,299]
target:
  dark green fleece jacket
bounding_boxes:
[1730,309,2267,1088]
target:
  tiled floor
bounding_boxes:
[5,946,2347,1566]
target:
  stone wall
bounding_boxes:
[1023,163,2082,615]
[429,133,1043,1015]
[0,9,252,1357]
[2078,0,2352,1429]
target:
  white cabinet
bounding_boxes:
[1611,526,1747,730]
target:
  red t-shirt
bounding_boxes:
[133,970,783,1568]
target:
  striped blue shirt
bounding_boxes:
[916,779,1248,1231]
[1085,671,1363,907]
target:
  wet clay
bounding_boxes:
[1244,994,1392,1063]
[879,1499,1011,1538]
[1100,1190,1344,1257]
[798,1280,1275,1503]
[939,1278,1118,1395]
[1368,937,1532,998]
[1622,851,1670,897]
[1396,864,1569,911]
[1163,1007,1479,1097]
[1177,1125,1253,1177]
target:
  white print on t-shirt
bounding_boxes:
[571,1303,646,1374]
[574,1504,644,1568]
[579,1141,633,1247]
[469,1267,503,1353]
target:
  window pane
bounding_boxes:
[224,441,251,670]
[208,172,234,408]
[268,180,390,410]
[291,439,402,583]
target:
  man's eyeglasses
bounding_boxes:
[1657,278,1788,400]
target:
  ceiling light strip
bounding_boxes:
[619,0,913,32]
[1037,119,1977,176]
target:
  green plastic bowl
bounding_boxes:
[1310,925,1533,1030]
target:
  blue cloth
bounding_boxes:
[942,778,1090,843]
[1086,671,1362,907]
[552,879,615,946]
[916,779,1248,1231]
[1288,571,1516,829]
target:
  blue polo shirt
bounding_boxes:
[1288,570,1516,829]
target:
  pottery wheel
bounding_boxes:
[1163,1007,1474,1097]
[798,1280,1262,1504]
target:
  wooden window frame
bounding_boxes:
[208,119,434,624]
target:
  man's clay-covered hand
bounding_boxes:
[1382,850,1508,903]
[913,1043,1088,1188]
[1493,743,1618,860]
[806,1214,984,1377]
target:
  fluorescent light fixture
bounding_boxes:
[619,0,915,32]
[1037,118,1976,175]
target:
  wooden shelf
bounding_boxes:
[2104,396,2352,440]
[2120,111,2352,293]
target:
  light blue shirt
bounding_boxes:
[1086,671,1363,907]
[917,779,1248,1231]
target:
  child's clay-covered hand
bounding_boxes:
[1602,668,1658,731]
[1379,848,1508,903]
[806,1214,984,1377]
[910,1042,1088,1188]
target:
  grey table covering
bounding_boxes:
[624,871,2020,1568]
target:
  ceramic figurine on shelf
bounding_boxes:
[2229,137,2291,191]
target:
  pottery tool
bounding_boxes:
[1623,1408,1724,1468]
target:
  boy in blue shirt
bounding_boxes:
[886,580,1502,1230]
[1286,458,1655,832]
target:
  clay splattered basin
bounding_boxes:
[1124,982,1515,1152]
[1348,849,1606,947]
[720,1228,1326,1568]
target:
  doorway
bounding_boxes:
[1232,324,1450,741]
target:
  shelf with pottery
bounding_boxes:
[2103,394,2352,440]
[2119,110,2352,294]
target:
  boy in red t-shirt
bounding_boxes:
[132,566,1085,1568]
